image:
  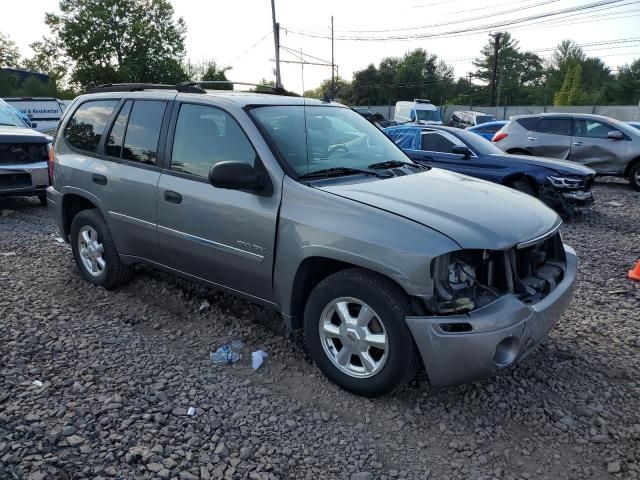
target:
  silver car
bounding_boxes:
[47,83,577,397]
[493,113,640,190]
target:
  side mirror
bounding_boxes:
[451,146,472,158]
[209,161,265,191]
[607,130,624,140]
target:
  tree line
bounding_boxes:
[0,0,639,106]
[305,33,640,107]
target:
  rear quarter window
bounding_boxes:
[516,117,538,131]
[64,100,118,153]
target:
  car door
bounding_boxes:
[569,118,629,174]
[156,102,280,302]
[80,98,169,262]
[527,117,572,158]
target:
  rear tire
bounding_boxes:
[304,268,420,397]
[629,163,640,191]
[70,209,132,289]
[509,178,536,197]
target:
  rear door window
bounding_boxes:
[64,100,118,153]
[105,100,133,158]
[421,131,457,152]
[122,100,167,165]
[536,118,571,136]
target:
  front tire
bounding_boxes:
[629,162,640,191]
[70,209,132,289]
[304,268,419,397]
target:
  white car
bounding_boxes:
[2,97,67,132]
[394,99,442,125]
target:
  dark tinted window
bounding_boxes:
[105,100,132,158]
[121,100,166,165]
[574,119,618,139]
[475,115,494,125]
[421,132,456,152]
[171,104,256,178]
[516,117,538,131]
[64,100,118,153]
[536,118,571,135]
[477,124,502,134]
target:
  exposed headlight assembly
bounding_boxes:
[546,175,583,189]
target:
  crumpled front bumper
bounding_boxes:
[406,245,577,387]
[0,161,48,196]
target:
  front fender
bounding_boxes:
[273,177,460,318]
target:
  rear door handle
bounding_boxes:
[573,141,583,146]
[164,190,182,204]
[527,136,538,141]
[91,174,107,185]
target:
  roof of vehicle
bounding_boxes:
[467,120,507,129]
[510,112,621,121]
[453,110,494,117]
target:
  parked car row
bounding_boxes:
[46,82,577,397]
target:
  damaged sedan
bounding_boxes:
[384,124,595,216]
[0,99,52,205]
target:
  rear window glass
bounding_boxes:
[536,118,571,135]
[516,117,538,131]
[105,100,132,158]
[122,100,167,165]
[64,100,118,153]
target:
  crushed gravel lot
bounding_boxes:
[1,178,639,480]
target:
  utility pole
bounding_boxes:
[331,16,335,99]
[270,0,282,88]
[489,32,502,107]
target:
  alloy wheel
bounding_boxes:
[77,226,105,277]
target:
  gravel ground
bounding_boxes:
[1,179,639,480]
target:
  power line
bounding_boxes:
[228,30,272,64]
[284,0,636,41]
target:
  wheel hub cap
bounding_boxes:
[319,297,388,379]
[78,226,105,277]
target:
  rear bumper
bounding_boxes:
[0,161,48,196]
[406,245,577,387]
[46,186,66,239]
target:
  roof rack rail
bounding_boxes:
[87,83,206,94]
[178,81,299,96]
[87,81,299,96]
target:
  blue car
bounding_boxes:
[466,120,508,140]
[384,124,596,215]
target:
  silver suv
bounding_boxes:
[47,82,577,397]
[493,113,640,190]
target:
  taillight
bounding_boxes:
[48,144,55,184]
[492,132,508,142]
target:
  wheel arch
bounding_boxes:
[502,173,540,194]
[61,193,99,238]
[286,256,414,330]
[623,156,640,178]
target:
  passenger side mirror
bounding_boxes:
[451,146,472,158]
[209,161,265,191]
[607,131,623,140]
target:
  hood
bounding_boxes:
[505,153,595,176]
[316,168,561,250]
[0,125,50,144]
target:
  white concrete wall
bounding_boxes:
[363,104,640,123]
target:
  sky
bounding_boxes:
[1,0,639,94]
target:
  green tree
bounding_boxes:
[201,62,232,90]
[304,76,350,99]
[472,32,545,105]
[613,58,640,105]
[0,32,21,68]
[45,0,188,89]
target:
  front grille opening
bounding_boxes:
[0,143,49,165]
[440,322,473,333]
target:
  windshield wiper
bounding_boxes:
[299,167,392,180]
[368,160,429,171]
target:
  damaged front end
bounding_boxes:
[540,174,595,216]
[406,227,577,387]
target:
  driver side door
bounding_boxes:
[569,118,628,174]
[156,102,280,302]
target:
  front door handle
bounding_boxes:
[573,141,583,146]
[91,174,107,185]
[527,136,538,141]
[164,190,182,204]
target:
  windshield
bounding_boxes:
[475,115,494,125]
[251,105,414,176]
[0,101,27,127]
[415,109,441,122]
[452,128,506,156]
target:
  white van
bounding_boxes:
[394,99,442,125]
[2,97,67,133]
